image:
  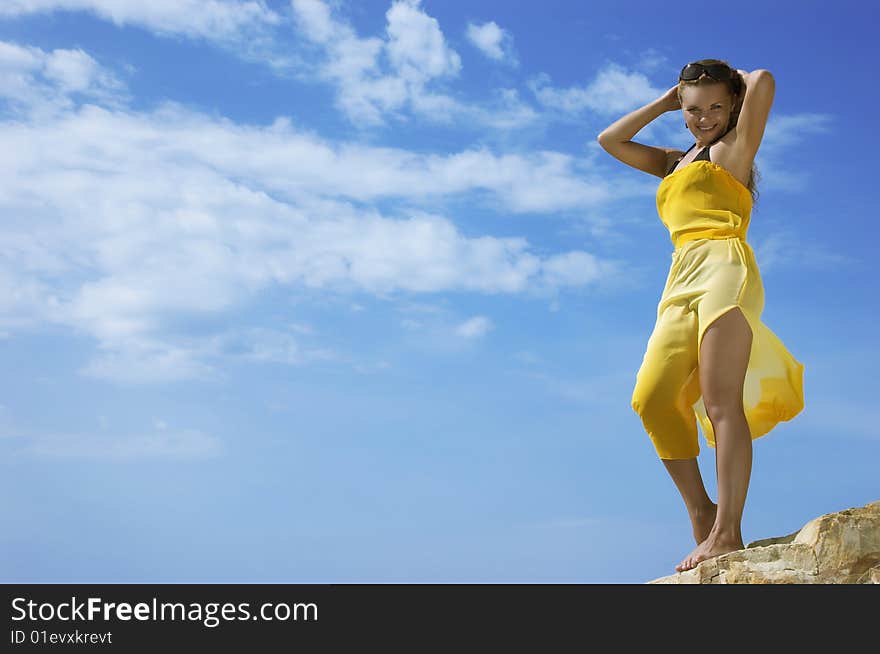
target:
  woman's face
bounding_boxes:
[680,83,733,143]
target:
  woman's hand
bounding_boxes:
[660,84,681,112]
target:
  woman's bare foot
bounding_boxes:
[675,529,744,572]
[689,502,718,545]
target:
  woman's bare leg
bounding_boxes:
[661,458,717,544]
[676,307,753,572]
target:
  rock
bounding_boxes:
[647,499,880,584]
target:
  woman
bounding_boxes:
[597,60,805,573]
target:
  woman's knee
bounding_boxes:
[632,390,699,458]
[703,398,746,425]
[631,378,672,419]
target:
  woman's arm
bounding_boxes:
[597,86,682,179]
[732,69,775,160]
[597,86,678,143]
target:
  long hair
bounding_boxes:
[678,58,761,205]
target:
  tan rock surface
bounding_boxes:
[648,499,880,584]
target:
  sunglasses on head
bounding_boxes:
[679,63,733,82]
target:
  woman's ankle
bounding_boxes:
[688,499,716,517]
[707,522,742,543]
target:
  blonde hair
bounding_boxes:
[678,58,761,204]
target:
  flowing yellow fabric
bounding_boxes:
[631,159,805,459]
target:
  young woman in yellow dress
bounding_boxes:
[598,60,805,573]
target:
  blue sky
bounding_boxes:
[1,0,876,584]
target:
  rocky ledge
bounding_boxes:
[648,499,880,584]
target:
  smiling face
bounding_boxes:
[680,82,735,146]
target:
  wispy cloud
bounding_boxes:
[515,368,634,407]
[291,0,535,128]
[291,0,459,126]
[528,63,662,116]
[0,0,281,42]
[750,113,835,193]
[0,0,312,74]
[1,0,537,127]
[796,398,879,442]
[0,39,616,383]
[760,113,835,149]
[455,315,493,339]
[465,20,517,65]
[1,422,223,459]
[751,229,858,274]
[0,40,129,118]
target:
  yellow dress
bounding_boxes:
[630,158,805,460]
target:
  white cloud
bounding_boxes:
[465,20,515,64]
[635,48,667,73]
[750,229,858,275]
[291,0,460,125]
[385,0,461,83]
[0,0,302,74]
[2,423,223,459]
[288,322,315,335]
[1,0,536,129]
[796,398,879,442]
[44,47,104,91]
[758,113,834,148]
[0,47,605,211]
[0,40,615,383]
[740,113,834,194]
[513,350,543,365]
[529,63,661,115]
[291,0,532,128]
[206,326,338,366]
[518,368,634,407]
[456,315,493,339]
[77,335,223,384]
[0,0,281,42]
[289,0,336,43]
[0,41,128,118]
[539,250,608,288]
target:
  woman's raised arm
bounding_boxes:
[597,86,682,179]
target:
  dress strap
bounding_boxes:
[666,142,697,176]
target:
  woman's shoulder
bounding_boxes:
[709,138,755,188]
